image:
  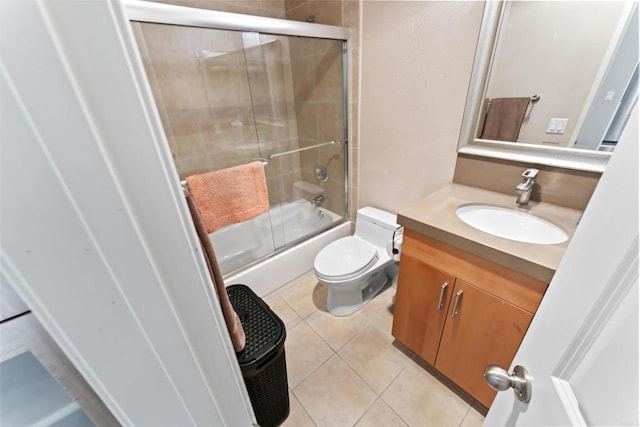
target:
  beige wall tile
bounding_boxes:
[137,0,354,244]
[156,75,193,112]
[266,176,284,204]
[285,2,312,22]
[261,0,286,18]
[317,101,344,143]
[348,99,358,142]
[271,152,301,177]
[453,154,600,210]
[201,69,246,108]
[152,0,285,18]
[205,151,250,171]
[168,111,205,158]
[310,0,342,26]
[295,102,319,141]
[314,52,344,102]
[318,143,344,180]
[274,171,305,203]
[174,156,209,180]
[321,179,346,215]
[342,0,359,29]
[291,57,316,100]
[284,0,307,12]
[140,24,180,56]
[313,36,344,55]
[348,145,358,186]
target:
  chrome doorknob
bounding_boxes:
[484,365,532,403]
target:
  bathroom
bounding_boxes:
[1,1,637,426]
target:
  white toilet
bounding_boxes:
[313,207,401,316]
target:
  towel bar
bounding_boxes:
[179,140,343,180]
[268,140,343,160]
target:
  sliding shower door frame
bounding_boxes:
[124,0,350,39]
[125,0,352,228]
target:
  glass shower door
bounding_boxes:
[244,33,347,251]
[132,21,347,275]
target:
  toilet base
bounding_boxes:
[325,270,388,316]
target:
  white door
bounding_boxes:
[1,1,254,425]
[485,106,639,426]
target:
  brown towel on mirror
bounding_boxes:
[479,97,531,142]
[185,190,245,352]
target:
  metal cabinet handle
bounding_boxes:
[451,290,463,318]
[437,282,449,310]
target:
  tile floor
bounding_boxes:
[265,271,485,427]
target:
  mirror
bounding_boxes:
[458,1,638,172]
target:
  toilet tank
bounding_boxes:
[354,207,399,248]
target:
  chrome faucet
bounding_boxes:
[310,194,325,207]
[515,168,539,206]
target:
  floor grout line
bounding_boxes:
[289,388,319,427]
[458,406,472,427]
[287,322,335,390]
[277,270,484,427]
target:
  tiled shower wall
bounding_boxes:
[138,0,360,219]
[285,0,361,219]
[288,37,346,215]
[132,23,302,206]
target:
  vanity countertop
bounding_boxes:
[397,183,583,283]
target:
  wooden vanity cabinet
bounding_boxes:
[392,253,455,365]
[392,229,547,408]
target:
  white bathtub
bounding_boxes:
[210,200,350,297]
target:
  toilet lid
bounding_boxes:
[314,237,378,280]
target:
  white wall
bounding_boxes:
[576,6,638,150]
[359,1,484,213]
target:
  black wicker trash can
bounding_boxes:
[227,284,289,427]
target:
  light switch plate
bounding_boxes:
[546,118,568,134]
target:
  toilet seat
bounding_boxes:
[314,237,378,282]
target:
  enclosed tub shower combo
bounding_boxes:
[127,1,351,297]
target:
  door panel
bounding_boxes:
[392,253,454,365]
[435,280,533,407]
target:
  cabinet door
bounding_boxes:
[392,253,455,365]
[435,279,533,408]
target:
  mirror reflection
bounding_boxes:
[477,1,638,152]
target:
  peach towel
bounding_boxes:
[185,161,269,233]
[185,191,245,352]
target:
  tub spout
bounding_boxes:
[310,194,325,207]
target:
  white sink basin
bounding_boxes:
[456,204,568,244]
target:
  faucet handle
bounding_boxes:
[522,168,539,179]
